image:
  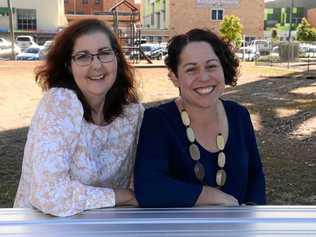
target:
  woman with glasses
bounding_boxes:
[14,19,143,216]
[134,29,266,207]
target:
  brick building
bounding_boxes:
[64,0,141,46]
[307,9,316,28]
[64,0,139,15]
[141,0,264,43]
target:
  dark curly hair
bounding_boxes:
[164,28,239,86]
[35,18,138,124]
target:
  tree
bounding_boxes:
[219,15,243,48]
[296,18,316,41]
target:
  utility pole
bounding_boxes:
[7,0,15,60]
[287,0,294,68]
[288,0,294,41]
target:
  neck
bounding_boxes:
[86,95,106,125]
[178,97,220,126]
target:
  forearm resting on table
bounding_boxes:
[195,186,239,206]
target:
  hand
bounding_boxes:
[114,189,139,207]
[196,186,239,206]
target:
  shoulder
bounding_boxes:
[122,102,144,124]
[144,101,175,118]
[34,88,84,124]
[41,88,83,113]
[141,101,176,130]
[222,99,250,119]
[124,102,144,118]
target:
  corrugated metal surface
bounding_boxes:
[0,206,315,236]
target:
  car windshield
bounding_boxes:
[141,46,153,51]
[17,37,32,42]
[238,48,254,54]
[25,48,39,53]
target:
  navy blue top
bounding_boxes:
[134,100,266,207]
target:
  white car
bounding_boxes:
[0,38,21,59]
[16,46,43,60]
[39,40,53,60]
[236,47,259,61]
[0,38,11,50]
[16,35,38,52]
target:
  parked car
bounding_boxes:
[299,43,316,58]
[148,47,164,60]
[249,40,270,56]
[235,47,259,61]
[39,40,53,60]
[0,38,11,50]
[16,35,38,52]
[270,46,279,57]
[130,43,163,60]
[0,39,21,59]
[159,42,168,56]
[16,46,43,60]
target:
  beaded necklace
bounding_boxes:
[178,99,227,187]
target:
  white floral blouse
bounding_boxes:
[14,88,144,216]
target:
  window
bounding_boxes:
[211,9,223,21]
[64,0,68,4]
[82,0,89,4]
[95,0,101,4]
[16,9,37,31]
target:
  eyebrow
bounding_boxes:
[73,47,112,55]
[183,59,219,67]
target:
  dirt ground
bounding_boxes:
[0,61,315,207]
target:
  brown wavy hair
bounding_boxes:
[165,28,239,86]
[35,18,138,124]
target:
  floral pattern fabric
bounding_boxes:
[14,88,144,216]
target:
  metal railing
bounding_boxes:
[250,41,316,72]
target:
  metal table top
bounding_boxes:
[0,206,316,236]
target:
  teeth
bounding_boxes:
[89,75,104,80]
[195,86,215,95]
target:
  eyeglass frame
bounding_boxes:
[71,49,116,67]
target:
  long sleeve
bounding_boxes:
[243,109,266,205]
[15,89,115,216]
[134,108,202,208]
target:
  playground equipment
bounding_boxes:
[110,0,152,64]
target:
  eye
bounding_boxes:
[206,64,217,70]
[186,67,197,73]
[74,53,90,61]
[99,50,113,56]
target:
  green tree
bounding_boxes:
[219,15,243,48]
[296,18,316,41]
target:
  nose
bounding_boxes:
[91,55,102,67]
[200,70,209,81]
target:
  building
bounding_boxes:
[307,8,316,28]
[0,0,67,33]
[64,0,141,46]
[264,0,316,31]
[141,0,265,43]
[64,0,140,15]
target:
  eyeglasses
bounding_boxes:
[71,50,115,66]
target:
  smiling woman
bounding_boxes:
[134,28,266,207]
[13,19,144,216]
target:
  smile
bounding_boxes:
[88,74,105,80]
[195,86,215,95]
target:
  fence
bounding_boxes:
[237,41,316,73]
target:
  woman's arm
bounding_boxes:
[196,186,238,206]
[243,109,266,205]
